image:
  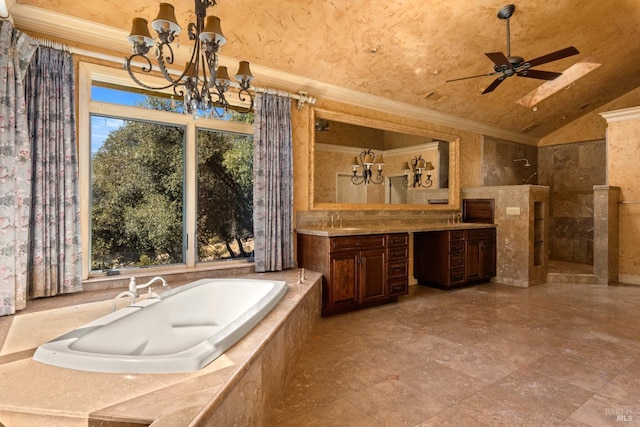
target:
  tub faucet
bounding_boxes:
[111,291,137,312]
[129,276,167,297]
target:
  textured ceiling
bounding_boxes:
[13,0,640,139]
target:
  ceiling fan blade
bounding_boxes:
[485,52,512,69]
[517,69,562,80]
[523,46,579,69]
[446,71,499,83]
[482,76,506,94]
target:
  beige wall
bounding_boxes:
[603,107,640,283]
[540,87,640,146]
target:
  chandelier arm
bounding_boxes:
[154,42,184,86]
[370,169,384,185]
[234,87,254,113]
[125,54,182,91]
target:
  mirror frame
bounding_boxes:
[310,108,460,211]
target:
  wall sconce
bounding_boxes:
[351,149,385,185]
[402,155,434,188]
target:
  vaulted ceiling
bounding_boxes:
[8,0,640,141]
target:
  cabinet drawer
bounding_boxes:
[450,268,465,284]
[450,230,465,241]
[388,277,408,296]
[451,254,464,268]
[387,233,408,247]
[388,247,408,261]
[467,228,495,240]
[330,235,385,252]
[387,261,408,279]
[450,241,465,254]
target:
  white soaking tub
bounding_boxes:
[33,278,287,373]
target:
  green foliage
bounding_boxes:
[196,125,254,260]
[91,107,254,270]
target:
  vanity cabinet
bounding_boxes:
[297,232,409,316]
[387,233,409,296]
[414,227,496,289]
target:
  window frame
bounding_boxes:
[78,62,254,280]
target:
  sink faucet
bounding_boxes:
[330,212,341,228]
[112,276,167,312]
[451,211,462,224]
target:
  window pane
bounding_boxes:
[92,83,177,111]
[90,115,185,271]
[197,128,254,262]
[92,82,256,124]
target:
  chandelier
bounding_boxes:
[402,155,434,188]
[350,149,385,185]
[125,0,254,117]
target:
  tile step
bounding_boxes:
[546,272,599,284]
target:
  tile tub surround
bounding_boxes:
[0,270,321,426]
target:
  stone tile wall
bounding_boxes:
[538,140,606,264]
[482,137,539,186]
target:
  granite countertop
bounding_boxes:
[296,222,496,237]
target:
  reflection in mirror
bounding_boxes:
[312,109,457,209]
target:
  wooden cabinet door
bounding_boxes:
[481,238,497,278]
[330,251,359,310]
[359,248,387,304]
[465,239,481,281]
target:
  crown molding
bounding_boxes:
[10,3,538,146]
[600,106,640,123]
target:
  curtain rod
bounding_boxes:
[31,36,72,53]
[60,44,317,110]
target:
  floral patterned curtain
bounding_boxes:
[253,93,294,272]
[24,44,82,298]
[0,21,38,316]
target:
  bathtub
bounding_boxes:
[33,278,287,373]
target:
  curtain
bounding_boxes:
[24,44,82,298]
[0,21,38,315]
[253,93,294,272]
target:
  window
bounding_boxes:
[197,129,254,262]
[80,63,254,278]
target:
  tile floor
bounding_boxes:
[269,281,640,426]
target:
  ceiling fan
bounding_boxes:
[447,4,579,94]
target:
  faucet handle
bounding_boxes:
[128,277,137,293]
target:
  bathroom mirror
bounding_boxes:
[311,108,460,211]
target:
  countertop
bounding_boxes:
[295,222,496,237]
